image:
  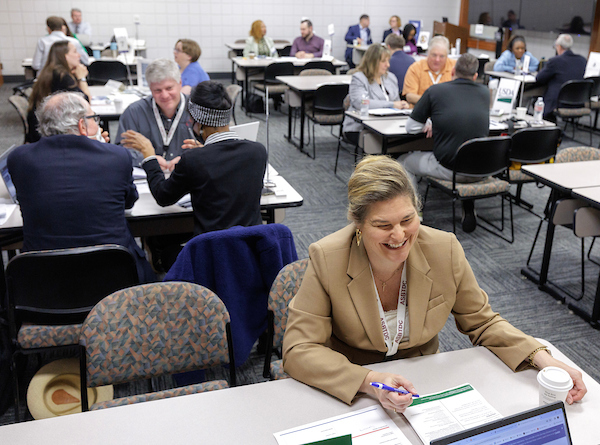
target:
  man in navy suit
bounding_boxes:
[385,34,415,92]
[535,34,587,121]
[8,92,155,282]
[345,14,372,68]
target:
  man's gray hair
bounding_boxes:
[454,53,479,79]
[555,34,573,50]
[71,8,82,13]
[428,35,450,54]
[36,91,88,137]
[145,58,181,85]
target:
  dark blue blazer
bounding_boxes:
[345,24,372,64]
[388,50,415,93]
[535,50,587,117]
[165,224,298,366]
[382,28,395,42]
[8,134,153,282]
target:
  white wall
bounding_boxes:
[0,0,461,76]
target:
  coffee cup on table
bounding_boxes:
[113,97,124,113]
[537,366,573,406]
[516,107,527,119]
[248,52,256,59]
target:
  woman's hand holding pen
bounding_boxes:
[359,371,418,414]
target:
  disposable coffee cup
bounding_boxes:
[92,49,101,59]
[516,107,527,119]
[537,366,573,406]
[113,97,124,113]
[248,52,255,59]
[353,39,358,46]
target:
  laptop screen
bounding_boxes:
[431,402,571,445]
[0,145,18,204]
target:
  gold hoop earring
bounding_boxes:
[355,228,362,247]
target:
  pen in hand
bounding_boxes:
[370,382,420,397]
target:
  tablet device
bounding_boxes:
[431,401,572,445]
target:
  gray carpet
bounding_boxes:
[1,81,600,425]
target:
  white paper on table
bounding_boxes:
[403,383,501,445]
[274,405,411,445]
[368,108,412,116]
[0,204,17,225]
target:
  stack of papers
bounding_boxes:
[369,108,412,117]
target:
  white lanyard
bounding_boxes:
[380,83,389,101]
[371,264,408,356]
[151,93,186,148]
[428,71,442,85]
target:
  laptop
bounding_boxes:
[431,402,572,445]
[231,121,260,142]
[0,145,19,204]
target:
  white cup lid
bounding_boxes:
[537,366,573,391]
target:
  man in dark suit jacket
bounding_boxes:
[385,34,415,93]
[345,14,372,68]
[536,34,587,120]
[8,92,154,282]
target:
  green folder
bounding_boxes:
[302,434,352,445]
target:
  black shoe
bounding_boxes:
[461,201,477,233]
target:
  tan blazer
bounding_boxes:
[282,224,542,405]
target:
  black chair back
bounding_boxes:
[88,61,129,85]
[5,244,139,326]
[301,61,335,74]
[453,136,511,179]
[509,127,561,164]
[279,45,292,57]
[263,62,295,84]
[314,84,350,113]
[588,76,600,98]
[557,79,594,109]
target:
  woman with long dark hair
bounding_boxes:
[27,40,91,143]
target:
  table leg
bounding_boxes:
[231,60,235,84]
[590,271,600,329]
[299,93,306,149]
[287,102,292,141]
[382,136,388,155]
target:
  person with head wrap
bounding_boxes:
[121,80,267,236]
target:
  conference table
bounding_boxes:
[0,340,597,444]
[276,74,352,151]
[232,56,347,111]
[521,160,600,328]
[344,110,555,155]
[89,85,148,122]
[0,165,303,244]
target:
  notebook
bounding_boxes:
[431,401,572,445]
[231,121,260,142]
[0,145,19,204]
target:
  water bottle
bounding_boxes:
[515,59,522,76]
[360,93,370,117]
[533,97,545,123]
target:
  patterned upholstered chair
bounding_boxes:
[79,282,235,411]
[423,136,514,242]
[501,127,562,213]
[305,83,350,159]
[264,258,309,380]
[8,95,29,143]
[5,245,139,422]
[253,62,295,111]
[554,79,594,146]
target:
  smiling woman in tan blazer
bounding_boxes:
[282,156,586,412]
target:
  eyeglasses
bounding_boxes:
[84,114,101,124]
[173,47,182,53]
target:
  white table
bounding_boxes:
[276,75,351,150]
[521,161,600,327]
[89,85,148,120]
[0,340,597,444]
[232,56,347,111]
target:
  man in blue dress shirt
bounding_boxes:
[345,15,372,68]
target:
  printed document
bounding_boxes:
[274,405,411,445]
[403,384,501,445]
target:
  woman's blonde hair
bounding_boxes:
[389,15,401,28]
[249,20,265,42]
[358,45,390,83]
[348,155,421,224]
